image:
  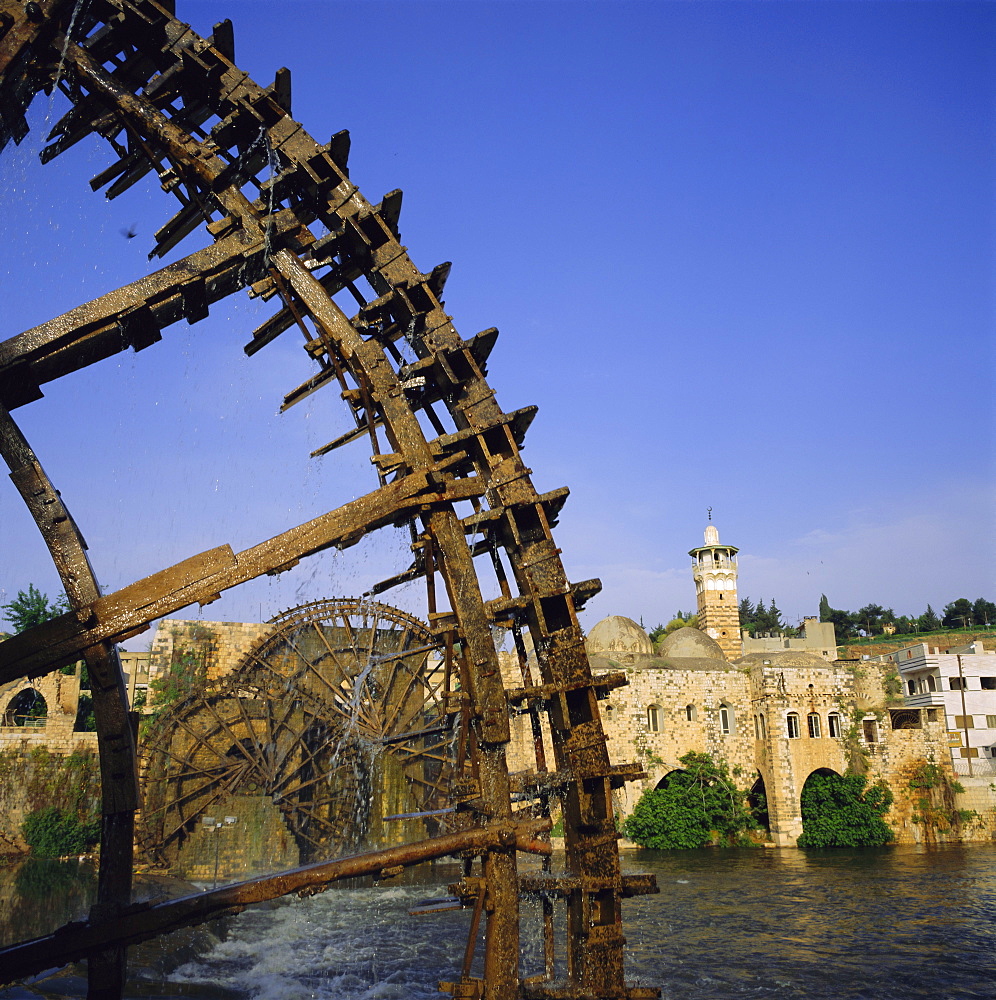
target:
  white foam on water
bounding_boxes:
[170,884,466,1000]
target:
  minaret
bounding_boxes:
[689,515,741,660]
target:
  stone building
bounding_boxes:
[741,616,838,660]
[879,639,996,800]
[581,615,989,845]
[0,668,95,754]
[559,517,996,845]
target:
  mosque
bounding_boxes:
[573,521,980,845]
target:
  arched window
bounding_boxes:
[908,679,916,696]
[759,713,766,739]
[4,688,47,728]
[685,704,697,722]
[603,704,615,724]
[807,713,822,738]
[786,712,800,739]
[719,704,734,735]
[753,714,759,739]
[646,705,661,733]
[827,713,841,738]
[927,675,936,692]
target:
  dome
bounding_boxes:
[658,627,727,662]
[734,650,829,668]
[585,616,653,657]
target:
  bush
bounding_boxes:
[797,772,893,848]
[21,806,100,858]
[623,752,757,849]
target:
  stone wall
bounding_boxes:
[507,628,996,847]
[148,619,272,694]
[168,793,300,881]
[0,741,101,855]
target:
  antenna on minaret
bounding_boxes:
[707,506,712,522]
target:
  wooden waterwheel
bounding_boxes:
[0,3,658,998]
[141,599,459,866]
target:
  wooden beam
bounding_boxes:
[0,819,551,984]
[0,471,486,683]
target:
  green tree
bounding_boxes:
[972,598,996,627]
[920,604,941,631]
[659,613,698,637]
[797,771,894,848]
[818,594,832,622]
[821,605,856,640]
[648,623,667,645]
[855,604,888,635]
[942,598,974,629]
[1,584,67,633]
[738,597,754,623]
[752,599,783,634]
[21,805,100,858]
[623,752,757,849]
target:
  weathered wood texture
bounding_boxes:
[0,2,657,998]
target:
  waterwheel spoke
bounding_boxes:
[200,698,269,773]
[380,660,424,736]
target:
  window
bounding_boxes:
[758,713,766,739]
[787,713,800,739]
[981,677,996,690]
[954,715,974,729]
[685,704,697,722]
[927,675,936,692]
[926,709,938,722]
[987,715,996,728]
[719,705,734,735]
[907,679,916,695]
[646,705,661,733]
[949,677,966,691]
[753,715,759,739]
[889,709,922,730]
[862,719,878,743]
[807,713,821,738]
[827,713,841,738]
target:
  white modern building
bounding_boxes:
[876,640,996,775]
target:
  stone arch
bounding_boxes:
[748,773,769,832]
[799,767,844,830]
[654,769,686,791]
[685,703,697,722]
[3,687,48,727]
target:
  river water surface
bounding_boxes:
[2,845,995,1000]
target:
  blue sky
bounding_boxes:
[0,0,992,643]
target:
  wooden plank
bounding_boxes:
[0,472,486,683]
[0,820,551,984]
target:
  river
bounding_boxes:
[2,845,995,1000]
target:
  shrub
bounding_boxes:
[21,806,99,858]
[623,752,757,849]
[797,772,893,848]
